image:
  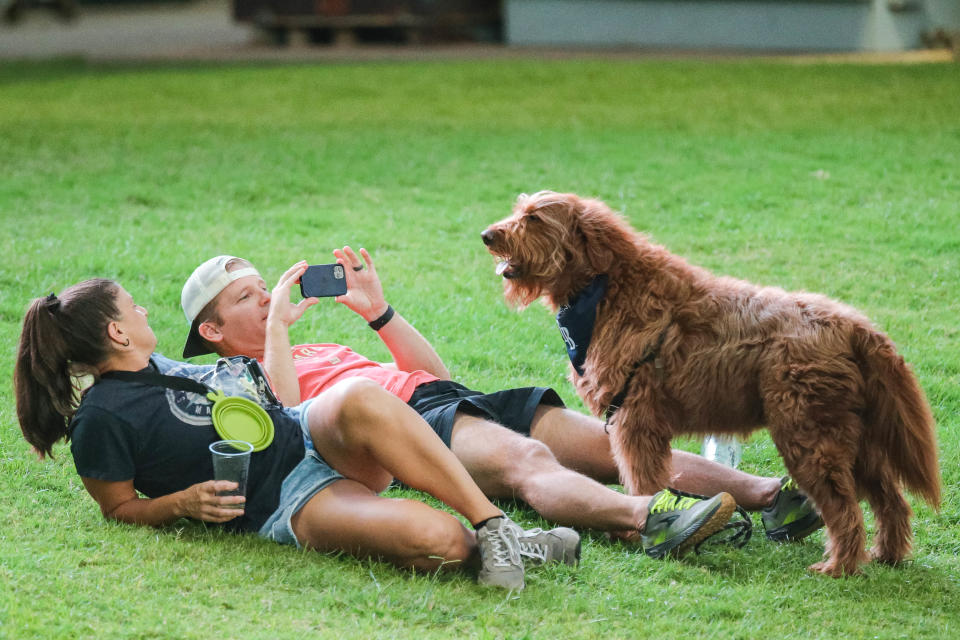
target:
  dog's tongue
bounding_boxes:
[496,261,510,276]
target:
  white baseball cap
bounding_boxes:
[181,255,260,358]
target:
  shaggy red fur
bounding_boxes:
[482,190,941,577]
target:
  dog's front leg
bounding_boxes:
[609,395,675,496]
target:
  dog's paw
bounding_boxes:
[808,559,863,578]
[869,546,904,566]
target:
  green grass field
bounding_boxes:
[1,57,958,639]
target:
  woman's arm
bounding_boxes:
[80,477,245,526]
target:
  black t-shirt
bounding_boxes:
[69,354,305,532]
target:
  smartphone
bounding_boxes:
[299,263,348,298]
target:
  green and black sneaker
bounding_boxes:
[761,476,824,542]
[640,488,737,559]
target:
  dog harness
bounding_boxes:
[555,274,608,376]
[556,275,672,430]
[603,324,670,425]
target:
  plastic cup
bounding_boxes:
[209,440,253,508]
[701,434,742,468]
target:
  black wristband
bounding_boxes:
[368,305,395,331]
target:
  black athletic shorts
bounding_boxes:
[407,380,565,447]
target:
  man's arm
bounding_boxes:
[333,247,451,380]
[80,477,244,526]
[263,261,319,406]
[371,309,451,379]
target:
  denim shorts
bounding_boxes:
[258,398,345,548]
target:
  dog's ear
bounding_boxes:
[519,192,563,224]
[517,191,557,220]
[576,198,621,274]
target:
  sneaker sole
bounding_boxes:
[478,574,525,590]
[549,536,582,566]
[765,511,825,542]
[646,493,737,560]
[560,532,582,566]
[571,537,582,565]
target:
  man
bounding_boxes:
[181,249,823,558]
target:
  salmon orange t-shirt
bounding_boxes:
[291,343,438,404]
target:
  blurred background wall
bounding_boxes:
[504,0,960,52]
[2,0,958,59]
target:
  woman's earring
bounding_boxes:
[123,338,130,347]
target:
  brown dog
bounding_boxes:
[482,190,941,577]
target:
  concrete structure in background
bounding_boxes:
[505,0,960,52]
[232,0,501,45]
[0,0,257,59]
[2,0,957,59]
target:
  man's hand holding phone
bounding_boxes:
[269,261,320,331]
[331,246,389,322]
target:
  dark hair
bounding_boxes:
[14,279,121,459]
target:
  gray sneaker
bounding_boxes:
[475,516,525,590]
[640,488,737,559]
[513,526,581,567]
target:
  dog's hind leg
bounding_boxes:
[858,456,913,566]
[768,412,869,577]
[763,349,874,576]
[774,425,868,577]
[802,473,868,577]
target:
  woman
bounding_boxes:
[14,279,580,590]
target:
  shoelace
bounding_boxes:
[694,505,753,553]
[486,520,522,567]
[650,490,699,514]
[515,528,548,562]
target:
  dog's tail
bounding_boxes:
[855,326,941,509]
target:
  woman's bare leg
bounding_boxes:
[291,478,476,572]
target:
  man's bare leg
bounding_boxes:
[450,413,651,533]
[528,405,781,510]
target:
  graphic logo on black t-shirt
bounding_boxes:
[159,361,215,426]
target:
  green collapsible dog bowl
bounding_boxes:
[209,394,274,452]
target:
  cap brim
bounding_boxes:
[182,320,213,359]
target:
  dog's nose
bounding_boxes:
[481,229,495,246]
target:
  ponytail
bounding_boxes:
[14,279,120,458]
